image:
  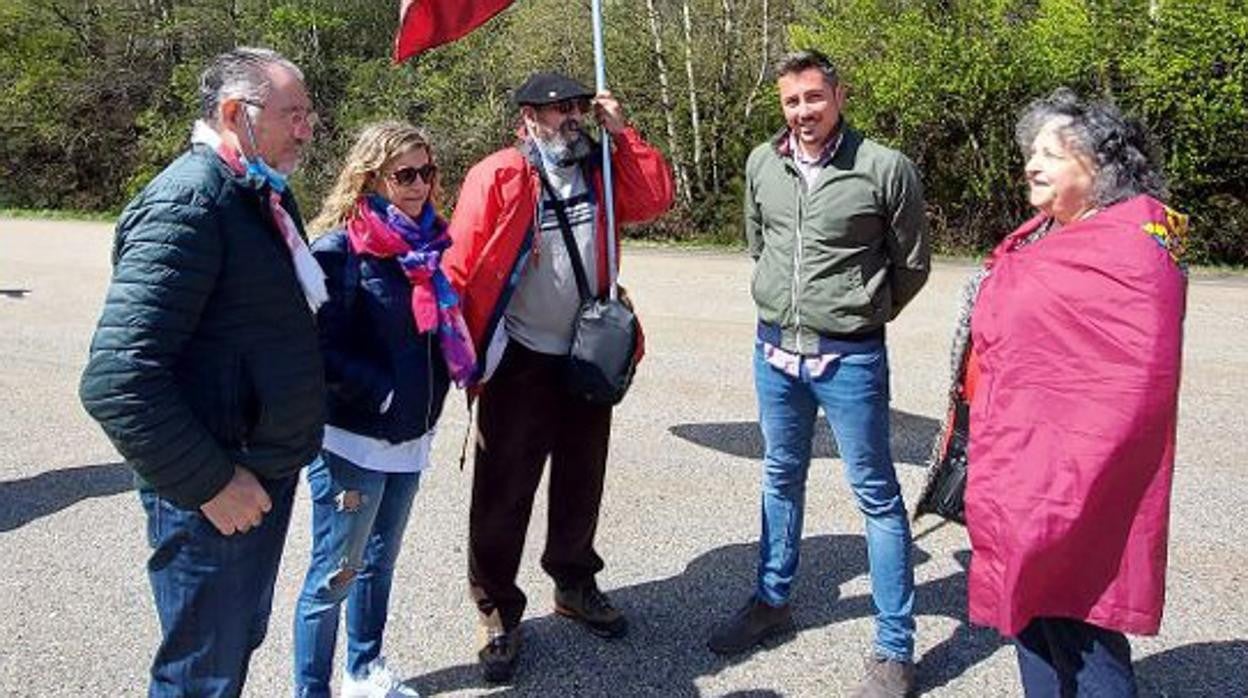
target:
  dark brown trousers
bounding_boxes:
[468,341,612,631]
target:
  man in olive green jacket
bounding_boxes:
[709,49,929,698]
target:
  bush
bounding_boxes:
[794,0,1247,264]
[1124,0,1248,264]
[2,0,1245,264]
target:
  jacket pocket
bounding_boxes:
[856,266,891,325]
[752,246,791,321]
[185,349,245,446]
[239,353,262,445]
[835,265,884,326]
[844,265,871,310]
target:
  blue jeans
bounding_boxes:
[1015,617,1137,697]
[293,452,422,697]
[753,340,916,662]
[141,472,298,698]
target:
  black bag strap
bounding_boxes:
[536,173,594,302]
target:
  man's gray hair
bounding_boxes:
[1015,88,1166,207]
[773,49,838,86]
[199,47,303,122]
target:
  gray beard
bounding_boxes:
[536,129,592,168]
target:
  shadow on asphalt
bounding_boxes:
[1136,640,1248,697]
[667,409,941,465]
[0,462,131,532]
[408,536,1002,696]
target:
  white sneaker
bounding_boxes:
[341,657,420,698]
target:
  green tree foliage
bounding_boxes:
[796,0,1247,263]
[0,0,182,209]
[1,0,1244,263]
[1125,0,1248,263]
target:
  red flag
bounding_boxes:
[394,0,517,62]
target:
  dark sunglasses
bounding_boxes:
[551,98,593,115]
[388,163,437,187]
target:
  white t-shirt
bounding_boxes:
[323,426,434,473]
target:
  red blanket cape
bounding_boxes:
[966,195,1187,636]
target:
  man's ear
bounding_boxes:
[218,98,242,130]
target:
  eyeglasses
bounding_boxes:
[550,98,592,115]
[388,164,438,187]
[240,99,319,130]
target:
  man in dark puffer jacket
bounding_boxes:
[79,47,325,697]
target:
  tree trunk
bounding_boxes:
[681,0,705,191]
[742,0,770,128]
[645,0,692,206]
[709,0,736,193]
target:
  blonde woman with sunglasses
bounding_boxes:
[295,122,475,698]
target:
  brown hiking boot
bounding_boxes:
[477,622,521,684]
[554,583,629,638]
[707,596,794,655]
[851,653,916,698]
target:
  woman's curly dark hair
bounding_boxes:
[1015,88,1167,207]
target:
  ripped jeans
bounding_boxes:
[293,451,421,697]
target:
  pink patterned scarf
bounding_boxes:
[346,194,476,386]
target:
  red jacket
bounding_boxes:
[966,196,1187,637]
[443,127,674,380]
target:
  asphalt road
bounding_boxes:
[1,217,1244,697]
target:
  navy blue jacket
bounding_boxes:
[311,230,449,442]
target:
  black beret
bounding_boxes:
[513,71,594,107]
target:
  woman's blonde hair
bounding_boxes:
[309,121,442,234]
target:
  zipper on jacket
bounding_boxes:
[792,177,805,351]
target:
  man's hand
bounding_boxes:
[593,91,627,135]
[200,465,272,535]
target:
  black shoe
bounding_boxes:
[852,653,917,698]
[554,583,629,639]
[707,596,794,655]
[477,625,521,684]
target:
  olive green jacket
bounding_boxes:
[745,125,930,353]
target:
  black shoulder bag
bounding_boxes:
[914,391,969,524]
[915,341,976,524]
[539,175,639,406]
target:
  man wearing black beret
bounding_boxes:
[444,71,673,683]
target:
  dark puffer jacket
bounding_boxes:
[79,144,325,509]
[310,230,449,443]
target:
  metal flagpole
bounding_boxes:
[590,0,619,299]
